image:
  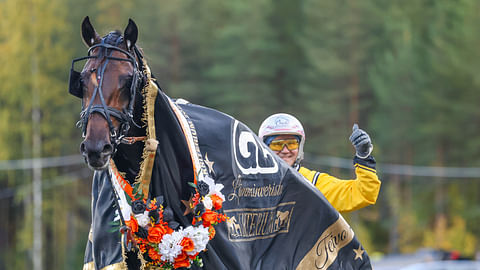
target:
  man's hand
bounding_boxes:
[349,124,373,158]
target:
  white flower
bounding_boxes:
[203,196,213,210]
[183,226,210,255]
[135,211,150,228]
[158,230,184,263]
[203,175,225,201]
[202,175,215,187]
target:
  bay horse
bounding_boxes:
[70,16,199,269]
[70,17,373,270]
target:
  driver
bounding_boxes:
[259,113,381,212]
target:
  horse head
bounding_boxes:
[69,17,144,170]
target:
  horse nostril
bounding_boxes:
[80,142,86,154]
[102,143,113,155]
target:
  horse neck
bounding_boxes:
[112,90,145,183]
[113,89,194,223]
[148,91,195,222]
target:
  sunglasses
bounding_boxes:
[268,139,299,151]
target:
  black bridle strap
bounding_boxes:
[81,105,130,128]
[88,43,137,67]
[79,36,144,145]
[82,45,117,137]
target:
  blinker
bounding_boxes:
[68,68,83,98]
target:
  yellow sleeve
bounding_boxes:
[298,159,381,213]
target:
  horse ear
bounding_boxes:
[123,18,138,51]
[81,16,100,47]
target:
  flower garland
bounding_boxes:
[110,167,227,269]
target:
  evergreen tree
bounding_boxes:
[0,0,83,268]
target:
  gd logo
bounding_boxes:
[232,121,278,175]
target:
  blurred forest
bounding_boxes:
[1,0,480,269]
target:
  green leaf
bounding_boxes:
[132,184,139,194]
[108,220,121,233]
[109,220,121,226]
[108,227,120,233]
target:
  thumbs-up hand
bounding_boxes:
[349,124,373,158]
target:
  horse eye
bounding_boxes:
[81,79,88,88]
[78,75,85,88]
[123,76,133,90]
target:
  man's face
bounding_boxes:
[267,135,299,166]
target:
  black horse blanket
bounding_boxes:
[83,91,372,270]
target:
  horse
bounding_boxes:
[70,17,373,270]
[226,216,242,237]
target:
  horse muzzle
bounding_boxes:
[80,138,114,170]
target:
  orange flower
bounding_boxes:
[201,210,218,227]
[125,216,138,233]
[148,246,162,261]
[180,237,195,252]
[208,226,216,240]
[192,192,201,205]
[148,199,158,210]
[148,224,168,243]
[217,213,227,223]
[138,244,146,253]
[173,252,190,268]
[188,253,199,260]
[210,194,223,210]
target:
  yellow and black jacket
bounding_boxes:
[297,156,381,213]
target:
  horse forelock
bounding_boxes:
[89,31,124,59]
[103,30,123,45]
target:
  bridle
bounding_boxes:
[69,34,149,251]
[68,35,145,149]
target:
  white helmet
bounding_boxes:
[258,113,305,165]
